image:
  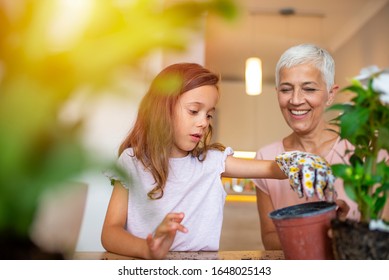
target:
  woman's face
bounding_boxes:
[276,63,337,135]
[171,85,219,158]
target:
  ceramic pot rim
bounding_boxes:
[269,201,336,220]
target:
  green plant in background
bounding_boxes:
[0,0,237,241]
[328,66,389,224]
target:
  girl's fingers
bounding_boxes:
[171,223,188,233]
[164,212,185,223]
[154,212,188,237]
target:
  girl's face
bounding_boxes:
[276,64,337,135]
[171,85,219,158]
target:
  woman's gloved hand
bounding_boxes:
[275,151,336,202]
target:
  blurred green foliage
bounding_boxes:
[0,0,237,237]
[328,77,389,222]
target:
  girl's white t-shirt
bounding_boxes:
[113,147,233,251]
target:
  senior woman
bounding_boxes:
[252,43,357,250]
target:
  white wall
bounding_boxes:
[215,81,291,152]
[75,58,159,252]
[75,86,148,251]
[333,2,389,101]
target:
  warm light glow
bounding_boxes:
[245,57,262,95]
[233,151,256,159]
[48,0,94,51]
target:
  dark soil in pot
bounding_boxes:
[270,201,336,219]
[331,219,389,260]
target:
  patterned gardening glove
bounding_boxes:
[275,151,336,202]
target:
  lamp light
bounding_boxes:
[245,57,262,95]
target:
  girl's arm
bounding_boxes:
[223,152,335,201]
[101,181,151,259]
[101,181,187,259]
[223,156,286,179]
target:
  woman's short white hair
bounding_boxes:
[275,43,335,91]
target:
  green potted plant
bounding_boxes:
[0,0,237,259]
[327,66,389,259]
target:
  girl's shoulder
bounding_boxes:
[117,147,142,170]
[205,146,233,158]
[120,147,135,158]
[196,147,233,166]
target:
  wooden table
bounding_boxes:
[73,250,284,260]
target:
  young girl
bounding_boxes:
[101,63,333,259]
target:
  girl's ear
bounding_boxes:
[326,84,339,106]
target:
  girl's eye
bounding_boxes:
[189,110,198,115]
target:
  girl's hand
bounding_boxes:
[275,151,336,202]
[146,212,188,259]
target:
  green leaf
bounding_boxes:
[373,194,387,219]
[361,194,374,209]
[349,154,363,167]
[338,107,370,142]
[326,103,354,113]
[341,84,368,97]
[331,164,352,179]
[343,181,357,202]
[378,127,389,151]
[331,74,389,222]
[381,182,389,192]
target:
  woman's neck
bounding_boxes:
[283,123,339,158]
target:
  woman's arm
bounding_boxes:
[255,188,282,250]
[223,156,286,179]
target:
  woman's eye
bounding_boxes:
[280,88,292,93]
[302,88,317,93]
[207,114,214,120]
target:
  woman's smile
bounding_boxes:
[290,109,310,116]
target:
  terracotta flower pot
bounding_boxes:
[269,201,336,260]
